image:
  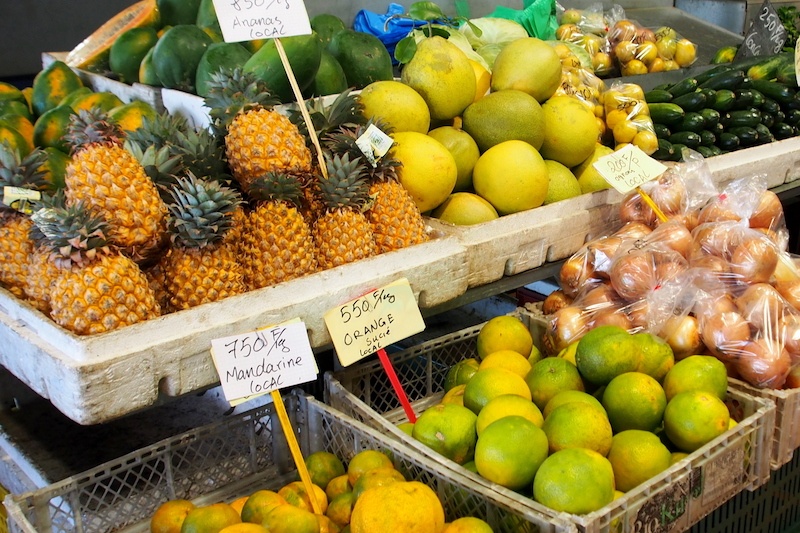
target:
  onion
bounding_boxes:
[779,313,800,356]
[610,250,656,302]
[543,305,588,355]
[694,293,737,317]
[588,236,625,278]
[654,256,688,283]
[776,279,800,311]
[730,235,778,284]
[697,201,742,225]
[646,220,693,258]
[577,283,619,311]
[661,314,704,360]
[559,252,596,299]
[542,289,573,315]
[590,306,633,330]
[735,283,785,333]
[627,299,651,330]
[749,190,783,230]
[614,221,654,240]
[619,191,656,226]
[690,254,731,277]
[701,311,751,359]
[734,338,791,388]
[648,172,686,216]
[692,222,743,259]
[785,365,800,389]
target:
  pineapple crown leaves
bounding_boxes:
[317,151,372,212]
[324,119,402,182]
[27,189,66,244]
[124,140,185,202]
[125,111,191,153]
[30,200,111,268]
[247,171,304,207]
[63,108,125,155]
[204,67,281,136]
[166,171,243,248]
[170,126,233,187]
[289,88,367,144]
[0,141,49,190]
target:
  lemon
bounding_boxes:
[476,315,534,359]
[358,80,431,134]
[427,126,480,192]
[431,192,499,225]
[533,448,616,514]
[491,37,562,103]
[573,143,615,194]
[472,140,549,215]
[543,160,582,205]
[461,89,545,152]
[476,393,544,435]
[475,415,549,490]
[390,131,457,213]
[400,36,476,121]
[540,95,600,167]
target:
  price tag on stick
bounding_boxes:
[736,0,787,60]
[211,0,312,42]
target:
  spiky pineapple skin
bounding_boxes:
[65,144,168,261]
[314,210,377,270]
[368,180,429,253]
[49,253,160,335]
[225,109,312,192]
[0,215,34,298]
[241,202,318,290]
[24,246,60,314]
[162,243,245,310]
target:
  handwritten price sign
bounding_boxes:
[211,0,311,43]
[736,0,786,59]
[325,278,426,366]
[210,320,317,404]
[593,144,668,194]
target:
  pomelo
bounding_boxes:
[427,126,480,191]
[390,131,457,213]
[359,80,430,134]
[573,143,615,194]
[461,89,545,153]
[472,140,549,215]
[540,95,600,167]
[543,160,582,205]
[431,192,499,225]
[491,38,562,103]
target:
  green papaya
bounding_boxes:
[31,60,84,117]
[110,26,159,83]
[195,42,253,97]
[151,24,214,93]
[242,33,322,102]
[311,13,347,47]
[310,49,349,97]
[328,29,393,90]
[138,46,162,87]
[157,0,202,26]
[196,0,223,40]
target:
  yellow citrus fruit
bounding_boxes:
[412,402,478,464]
[525,356,585,411]
[219,524,270,533]
[556,340,579,365]
[442,516,494,533]
[478,349,532,378]
[326,491,356,528]
[474,415,549,490]
[262,503,319,533]
[229,496,248,516]
[445,358,480,391]
[533,448,616,514]
[476,315,534,360]
[240,490,288,523]
[150,499,195,533]
[542,401,613,455]
[390,131,457,213]
[441,383,467,407]
[662,355,728,402]
[279,480,328,513]
[305,451,346,492]
[543,160,582,205]
[463,367,532,414]
[347,450,394,487]
[350,481,445,533]
[674,38,697,67]
[476,393,544,435]
[468,60,491,103]
[472,140,548,215]
[670,452,689,465]
[607,429,672,492]
[543,389,604,419]
[317,514,342,533]
[632,332,675,382]
[352,467,406,500]
[663,390,730,452]
[601,372,667,433]
[491,37,562,103]
[539,95,600,168]
[573,143,615,194]
[575,325,642,386]
[461,89,545,152]
[427,126,480,192]
[358,80,430,134]
[529,343,544,365]
[431,192,500,225]
[180,503,242,533]
[325,474,352,502]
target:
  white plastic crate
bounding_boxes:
[3,393,575,533]
[325,313,777,533]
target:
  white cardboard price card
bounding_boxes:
[210,319,318,404]
[325,278,426,367]
[593,144,668,194]
[211,0,312,43]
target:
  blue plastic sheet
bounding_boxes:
[353,3,431,64]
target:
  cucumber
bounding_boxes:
[712,89,736,112]
[732,89,757,109]
[669,77,700,98]
[722,109,761,128]
[777,62,798,88]
[711,45,738,64]
[677,111,706,132]
[761,112,775,129]
[707,145,723,156]
[785,109,800,126]
[671,91,707,112]
[652,138,676,161]
[699,108,721,128]
[728,126,759,146]
[649,102,685,127]
[718,131,740,151]
[696,145,716,158]
[694,65,735,85]
[698,70,747,92]
[750,89,765,108]
[747,52,793,81]
[668,130,701,148]
[671,144,688,161]
[754,123,774,144]
[699,129,717,146]
[645,89,674,103]
[760,98,781,115]
[772,122,796,139]
[747,79,795,105]
[653,123,671,139]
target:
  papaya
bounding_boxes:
[59,87,94,109]
[21,88,34,114]
[33,104,75,153]
[0,82,27,104]
[195,42,253,98]
[2,115,34,155]
[328,29,394,90]
[70,91,125,114]
[157,0,202,26]
[31,60,84,117]
[196,0,223,39]
[0,99,33,122]
[41,147,70,191]
[110,27,159,84]
[0,120,32,156]
[139,47,162,87]
[109,100,159,132]
[151,24,214,93]
[310,49,349,97]
[243,39,267,54]
[66,0,161,73]
[242,33,323,103]
[311,13,347,47]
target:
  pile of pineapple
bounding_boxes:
[0,68,429,335]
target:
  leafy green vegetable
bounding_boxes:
[778,5,800,48]
[388,1,480,63]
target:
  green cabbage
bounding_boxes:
[459,17,528,50]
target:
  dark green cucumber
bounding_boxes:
[652,138,676,161]
[760,98,781,115]
[732,89,757,109]
[671,91,707,112]
[722,108,762,128]
[750,89,765,108]
[699,129,717,146]
[698,70,747,91]
[696,145,716,158]
[761,112,775,128]
[712,89,737,112]
[785,108,800,125]
[747,79,796,105]
[694,64,736,85]
[649,102,685,127]
[772,122,796,139]
[699,108,721,128]
[653,123,672,139]
[645,89,674,103]
[668,77,700,98]
[677,111,706,132]
[754,123,774,144]
[671,143,688,161]
[747,52,793,80]
[669,131,701,148]
[728,126,759,146]
[776,62,798,88]
[718,131,740,150]
[707,145,723,156]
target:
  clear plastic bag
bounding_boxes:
[603,81,658,154]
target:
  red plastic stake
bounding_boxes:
[376,348,417,423]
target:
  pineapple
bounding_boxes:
[31,202,160,335]
[0,142,48,298]
[205,68,312,195]
[313,152,377,269]
[63,108,168,263]
[160,173,245,310]
[24,190,65,314]
[241,171,318,290]
[327,120,429,253]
